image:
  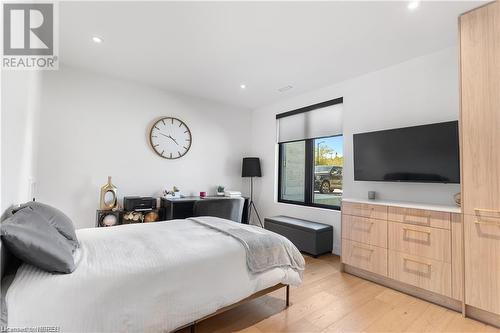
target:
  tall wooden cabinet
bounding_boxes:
[460,0,500,323]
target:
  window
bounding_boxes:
[312,136,343,208]
[280,141,306,202]
[277,98,343,210]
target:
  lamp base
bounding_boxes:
[248,200,263,227]
[247,176,263,227]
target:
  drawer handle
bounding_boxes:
[352,244,374,252]
[474,208,500,215]
[403,214,431,224]
[474,219,500,227]
[403,257,432,268]
[474,209,500,226]
[403,227,431,235]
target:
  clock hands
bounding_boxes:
[159,132,179,145]
[168,135,179,145]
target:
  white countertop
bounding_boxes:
[342,198,461,214]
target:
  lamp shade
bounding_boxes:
[242,157,261,177]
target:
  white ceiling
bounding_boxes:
[59,1,482,109]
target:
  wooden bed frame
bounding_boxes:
[175,283,290,333]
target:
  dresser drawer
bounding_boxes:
[388,222,451,262]
[342,239,388,276]
[342,215,387,248]
[342,202,387,220]
[388,250,451,297]
[388,207,450,229]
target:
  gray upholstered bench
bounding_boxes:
[264,216,333,257]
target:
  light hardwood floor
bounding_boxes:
[179,254,499,333]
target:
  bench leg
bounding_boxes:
[190,323,196,333]
[285,285,290,307]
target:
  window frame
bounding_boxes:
[277,134,343,211]
[276,97,344,211]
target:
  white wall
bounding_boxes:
[1,71,42,213]
[2,47,460,243]
[251,47,460,255]
[36,66,252,229]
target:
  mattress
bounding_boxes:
[5,219,302,332]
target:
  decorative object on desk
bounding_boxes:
[453,192,461,207]
[216,186,225,196]
[173,186,181,198]
[163,186,181,198]
[143,211,159,223]
[199,191,206,198]
[99,176,118,210]
[368,191,376,200]
[242,157,263,227]
[224,190,241,197]
[123,211,143,224]
[96,210,120,227]
[149,117,192,159]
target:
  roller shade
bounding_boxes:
[277,99,343,143]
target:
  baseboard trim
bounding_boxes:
[344,264,462,312]
[465,305,500,328]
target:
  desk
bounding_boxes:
[160,196,250,224]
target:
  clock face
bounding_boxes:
[149,117,192,159]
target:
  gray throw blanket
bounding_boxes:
[188,217,305,274]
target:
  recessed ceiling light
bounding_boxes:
[240,84,246,89]
[407,1,420,10]
[92,36,104,43]
[278,85,293,93]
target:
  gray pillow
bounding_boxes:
[0,209,76,273]
[16,202,79,250]
[0,207,15,222]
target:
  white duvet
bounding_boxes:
[6,219,302,332]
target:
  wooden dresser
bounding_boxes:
[341,199,464,311]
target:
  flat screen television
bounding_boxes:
[353,121,460,183]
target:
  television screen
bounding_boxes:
[353,121,460,183]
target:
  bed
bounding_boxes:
[2,217,303,332]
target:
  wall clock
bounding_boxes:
[149,117,192,159]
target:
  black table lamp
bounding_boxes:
[242,157,263,227]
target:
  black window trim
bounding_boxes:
[276,96,343,119]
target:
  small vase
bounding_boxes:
[99,176,117,210]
